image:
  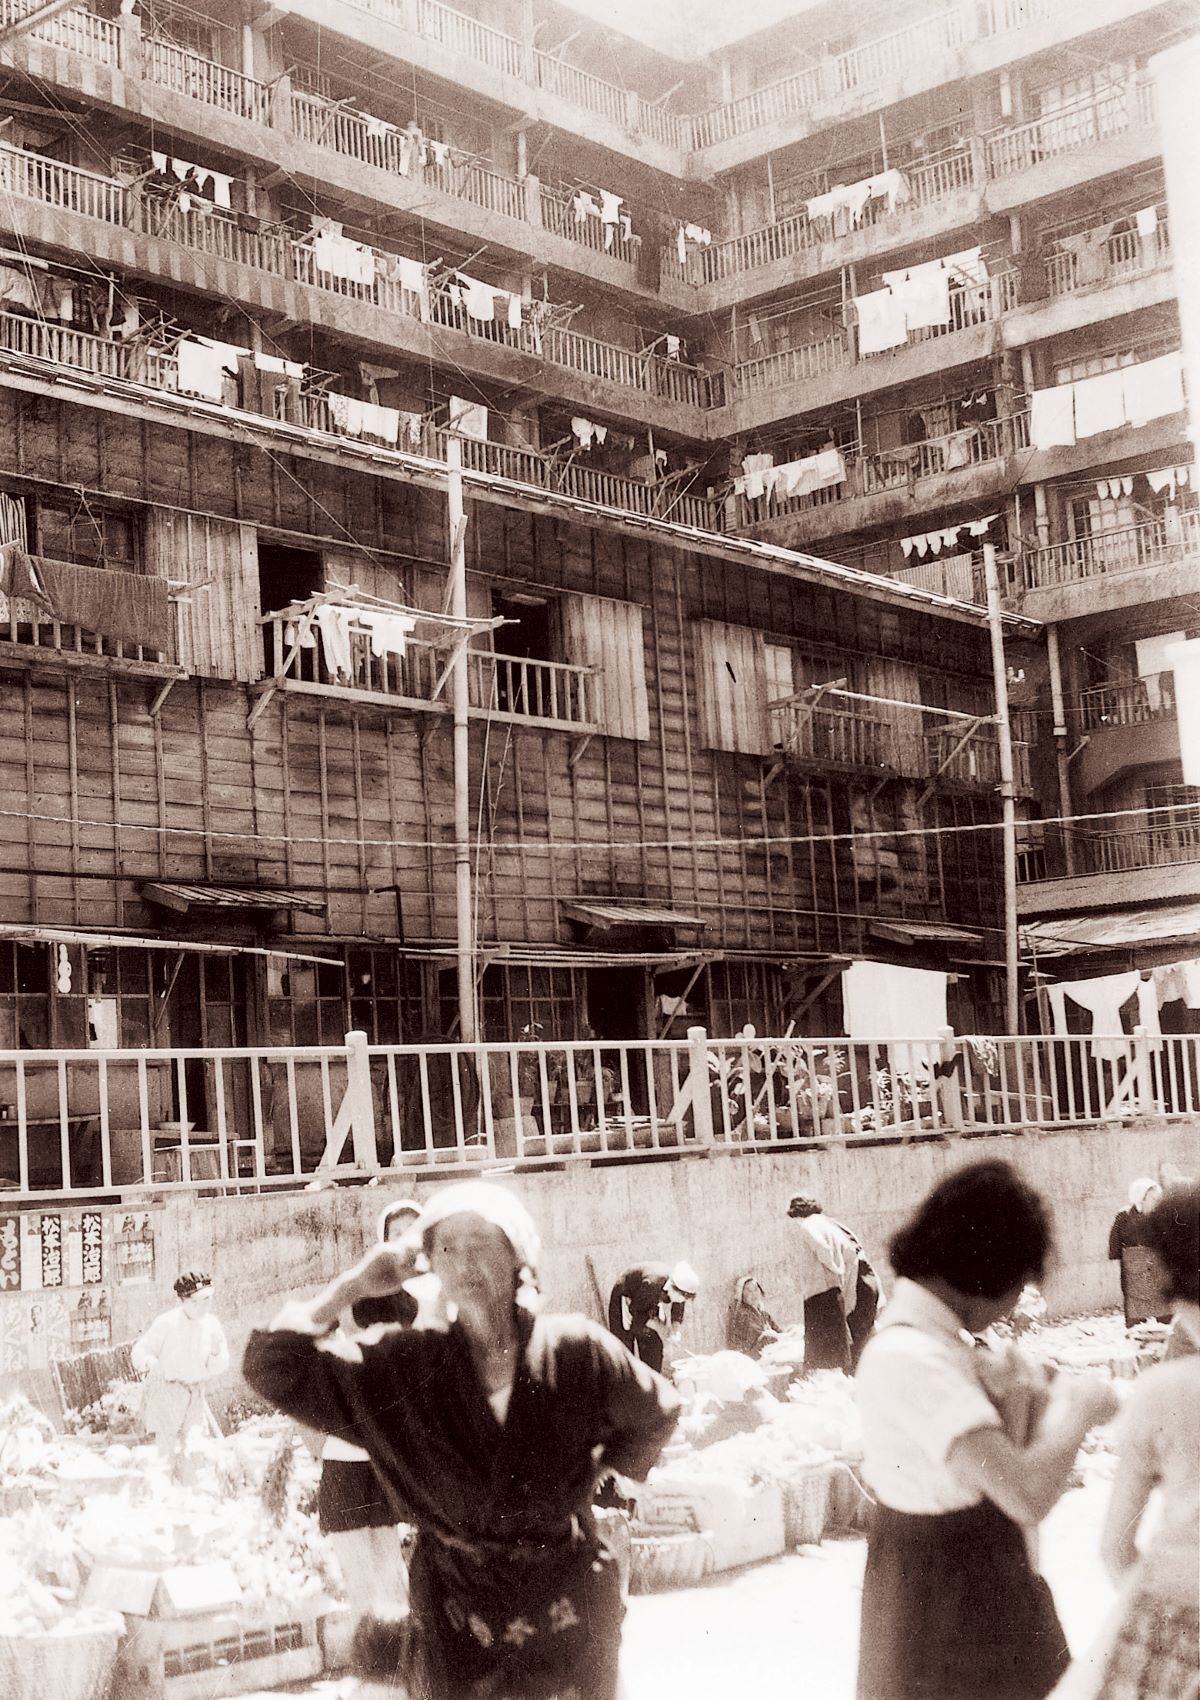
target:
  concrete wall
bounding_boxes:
[11,1121,1195,1412]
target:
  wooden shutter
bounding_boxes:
[862,656,925,775]
[694,619,770,753]
[560,593,649,741]
[145,511,261,681]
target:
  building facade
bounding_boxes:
[0,0,1194,1130]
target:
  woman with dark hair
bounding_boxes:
[132,1270,229,1477]
[855,1161,1119,1700]
[787,1195,860,1374]
[1107,1178,1169,1328]
[244,1181,679,1700]
[1056,1183,1200,1700]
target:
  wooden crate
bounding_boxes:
[110,1609,322,1700]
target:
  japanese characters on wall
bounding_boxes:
[0,1207,157,1371]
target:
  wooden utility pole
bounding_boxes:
[445,434,477,1043]
[984,542,1020,1034]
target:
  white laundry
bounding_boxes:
[1029,385,1076,449]
[1151,959,1200,1008]
[599,190,622,225]
[254,352,305,379]
[1135,205,1158,238]
[571,416,598,449]
[448,396,488,441]
[882,259,951,329]
[774,448,847,497]
[806,179,873,229]
[356,610,416,657]
[683,223,711,245]
[359,401,400,445]
[1167,638,1200,785]
[314,228,376,286]
[1073,370,1126,438]
[866,168,911,212]
[327,393,365,437]
[665,335,682,359]
[176,338,241,401]
[740,452,774,500]
[966,514,998,536]
[1135,977,1163,1048]
[574,191,602,223]
[1122,351,1185,427]
[841,961,948,1072]
[313,604,355,679]
[429,139,450,167]
[855,287,908,353]
[1145,465,1183,495]
[1054,971,1142,1062]
[364,114,388,139]
[458,274,498,322]
[901,536,916,558]
[942,245,987,285]
[150,150,168,174]
[504,293,523,331]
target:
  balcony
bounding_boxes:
[984,81,1156,182]
[1044,206,1170,300]
[1056,813,1200,879]
[1078,673,1176,732]
[261,613,597,729]
[684,144,978,290]
[727,411,1029,542]
[925,724,1033,793]
[769,694,899,770]
[144,34,272,125]
[538,185,638,271]
[1022,513,1200,593]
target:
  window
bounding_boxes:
[694,619,773,755]
[34,500,139,571]
[473,965,583,1042]
[348,946,420,1043]
[0,943,51,1049]
[559,593,649,740]
[267,956,346,1046]
[85,948,152,1047]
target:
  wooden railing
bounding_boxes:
[735,332,854,396]
[1078,673,1177,731]
[7,1025,1199,1198]
[416,0,524,78]
[831,7,967,95]
[1059,813,1200,878]
[1024,512,1200,591]
[985,81,1156,179]
[1044,207,1170,297]
[689,66,825,151]
[0,138,130,226]
[901,269,1018,350]
[925,724,1032,792]
[771,695,899,768]
[0,0,122,65]
[862,410,1029,492]
[542,325,718,409]
[261,613,594,727]
[144,35,271,123]
[539,186,638,267]
[685,145,976,286]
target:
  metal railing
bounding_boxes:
[770,696,898,768]
[5,1026,1199,1198]
[1078,672,1177,730]
[539,186,638,267]
[416,0,524,78]
[985,81,1156,179]
[144,35,271,123]
[1044,207,1170,297]
[261,613,594,727]
[1024,512,1200,590]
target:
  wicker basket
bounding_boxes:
[628,1527,714,1594]
[782,1457,835,1547]
[0,1614,124,1700]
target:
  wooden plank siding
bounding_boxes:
[144,510,263,681]
[0,386,1004,969]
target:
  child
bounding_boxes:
[1059,1182,1198,1700]
[855,1161,1118,1700]
[131,1271,229,1476]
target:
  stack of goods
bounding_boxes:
[631,1357,869,1585]
[0,1396,344,1699]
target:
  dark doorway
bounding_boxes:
[258,542,324,672]
[586,966,649,1116]
[492,592,554,712]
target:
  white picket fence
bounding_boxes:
[0,1026,1196,1200]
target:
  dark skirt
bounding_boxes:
[804,1287,852,1375]
[318,1457,397,1535]
[857,1500,1070,1700]
[847,1265,881,1372]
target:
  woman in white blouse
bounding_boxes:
[855,1161,1118,1700]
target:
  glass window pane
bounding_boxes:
[319,1000,346,1043]
[119,950,149,994]
[316,960,344,998]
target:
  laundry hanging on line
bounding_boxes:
[1144,463,1192,497]
[150,152,233,209]
[1029,352,1185,449]
[900,513,998,558]
[176,336,245,402]
[570,417,608,450]
[312,221,377,287]
[448,396,488,441]
[1095,475,1134,501]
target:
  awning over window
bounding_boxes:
[1021,899,1200,959]
[560,900,707,932]
[869,919,983,948]
[141,882,326,916]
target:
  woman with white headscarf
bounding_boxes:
[244,1181,679,1700]
[1108,1178,1169,1328]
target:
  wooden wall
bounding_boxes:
[0,387,1004,962]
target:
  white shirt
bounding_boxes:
[791,1213,859,1311]
[131,1305,230,1387]
[855,1279,1001,1513]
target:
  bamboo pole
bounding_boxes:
[446,433,477,1044]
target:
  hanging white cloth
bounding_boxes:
[458,274,498,322]
[881,259,951,329]
[599,190,622,226]
[573,190,601,223]
[356,610,416,658]
[866,169,910,212]
[1056,972,1142,1062]
[841,962,948,1039]
[1135,977,1163,1049]
[327,393,365,437]
[176,338,242,401]
[254,351,305,379]
[855,288,908,353]
[314,227,376,286]
[966,513,998,536]
[942,245,987,284]
[1134,205,1158,238]
[740,453,774,500]
[1167,638,1200,784]
[313,604,355,679]
[393,256,430,319]
[1073,370,1126,438]
[1145,466,1179,495]
[1122,352,1185,427]
[900,536,916,558]
[359,401,401,445]
[448,396,488,441]
[1030,385,1076,449]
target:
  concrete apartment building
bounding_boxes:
[0,0,1195,1117]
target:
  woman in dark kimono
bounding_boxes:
[1108,1178,1170,1327]
[244,1181,679,1700]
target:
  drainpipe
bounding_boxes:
[1046,624,1076,876]
[985,543,1020,1035]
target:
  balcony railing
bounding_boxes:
[0,0,122,65]
[539,186,638,268]
[735,332,854,396]
[771,695,899,768]
[686,144,977,286]
[689,66,825,152]
[144,34,271,123]
[7,1026,1199,1198]
[1078,673,1178,731]
[1024,512,1200,591]
[262,613,595,727]
[1055,813,1200,878]
[1044,207,1170,297]
[925,724,1033,792]
[863,410,1029,491]
[416,0,524,78]
[831,7,967,96]
[541,325,718,409]
[985,81,1156,179]
[900,268,1018,351]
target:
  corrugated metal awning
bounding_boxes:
[561,900,707,931]
[141,882,325,916]
[1021,899,1200,959]
[870,919,983,947]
